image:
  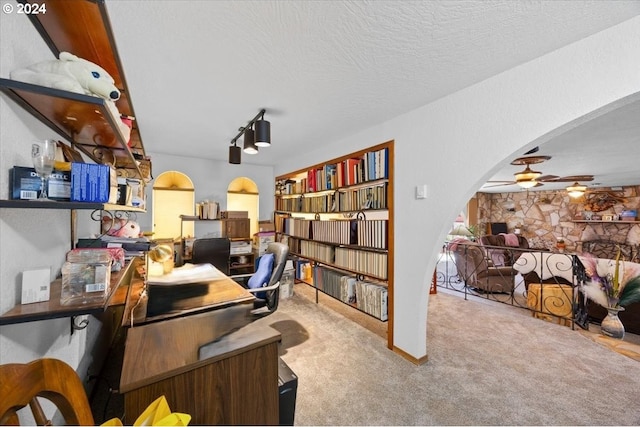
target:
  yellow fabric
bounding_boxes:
[101,395,191,426]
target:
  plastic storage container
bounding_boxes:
[280,270,294,299]
[61,251,112,305]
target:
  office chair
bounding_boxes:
[191,237,231,275]
[233,242,289,316]
[0,358,95,425]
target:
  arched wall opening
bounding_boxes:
[152,171,195,239]
[227,177,259,237]
[271,16,640,361]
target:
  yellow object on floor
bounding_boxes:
[526,283,573,327]
[101,395,191,426]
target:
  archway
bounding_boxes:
[227,177,259,238]
[152,171,195,239]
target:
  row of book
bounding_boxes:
[334,247,388,279]
[279,217,388,249]
[312,265,388,321]
[337,185,387,211]
[355,280,388,321]
[276,194,336,213]
[300,240,334,264]
[281,218,313,239]
[292,239,388,280]
[278,147,389,194]
[276,184,388,214]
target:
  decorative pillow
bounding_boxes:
[247,253,274,290]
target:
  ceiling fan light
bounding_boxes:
[243,128,258,154]
[517,179,538,189]
[566,182,587,198]
[254,119,271,147]
[514,165,542,183]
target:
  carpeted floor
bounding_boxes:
[256,283,640,426]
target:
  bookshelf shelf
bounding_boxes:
[571,220,640,224]
[275,141,394,339]
[282,234,388,254]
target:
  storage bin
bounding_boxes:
[61,253,112,305]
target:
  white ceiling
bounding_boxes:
[105,1,640,192]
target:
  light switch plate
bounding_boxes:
[21,268,51,304]
[415,184,428,199]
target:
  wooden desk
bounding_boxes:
[121,265,255,326]
[120,312,281,425]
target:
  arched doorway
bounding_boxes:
[152,171,195,239]
[227,177,259,238]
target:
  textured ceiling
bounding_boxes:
[105,0,640,191]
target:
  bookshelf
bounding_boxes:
[275,141,394,344]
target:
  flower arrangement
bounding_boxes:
[581,249,640,309]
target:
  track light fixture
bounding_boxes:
[243,127,258,155]
[229,143,241,164]
[227,109,270,164]
[255,110,271,147]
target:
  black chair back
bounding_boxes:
[191,237,230,275]
[263,242,289,313]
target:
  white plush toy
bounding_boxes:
[11,51,120,101]
[11,52,131,142]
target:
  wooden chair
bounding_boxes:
[0,358,94,425]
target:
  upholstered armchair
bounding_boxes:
[450,242,516,293]
[479,234,529,266]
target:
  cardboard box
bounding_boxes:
[71,162,111,203]
[258,220,275,232]
[10,166,71,201]
[253,231,276,247]
[220,210,248,219]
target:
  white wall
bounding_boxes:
[1,4,638,371]
[275,16,640,359]
[142,151,274,233]
[0,1,93,373]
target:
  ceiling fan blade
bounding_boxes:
[541,175,594,183]
[537,175,559,181]
[483,181,516,188]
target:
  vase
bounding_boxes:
[600,306,625,339]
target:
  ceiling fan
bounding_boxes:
[484,155,594,189]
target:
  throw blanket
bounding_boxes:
[500,233,520,247]
[447,237,471,252]
[513,252,575,283]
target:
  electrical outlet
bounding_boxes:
[415,184,428,199]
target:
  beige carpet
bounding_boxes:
[257,283,640,426]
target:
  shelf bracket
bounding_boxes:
[70,315,89,335]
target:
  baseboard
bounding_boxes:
[393,346,428,365]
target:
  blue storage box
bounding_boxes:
[71,163,111,203]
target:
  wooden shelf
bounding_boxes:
[276,178,389,197]
[571,220,640,224]
[0,259,138,326]
[0,199,145,212]
[289,252,388,282]
[0,78,143,178]
[282,233,388,253]
[274,208,388,215]
[21,0,146,156]
[2,0,149,181]
[275,141,394,336]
